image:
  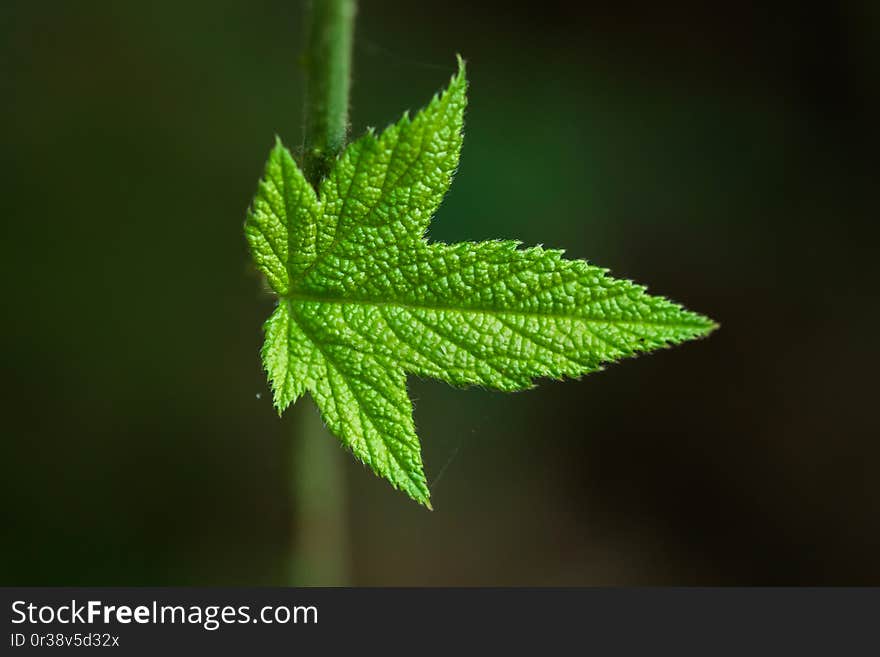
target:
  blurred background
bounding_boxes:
[2,0,878,585]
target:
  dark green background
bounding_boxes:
[2,0,878,584]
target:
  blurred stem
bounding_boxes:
[291,403,350,585]
[290,0,356,586]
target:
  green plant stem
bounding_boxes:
[290,0,356,586]
[302,0,356,187]
[290,403,351,585]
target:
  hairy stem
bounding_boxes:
[290,0,356,586]
[302,0,356,187]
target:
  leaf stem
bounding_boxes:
[290,0,356,586]
[302,0,356,188]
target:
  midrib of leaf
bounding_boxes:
[283,289,714,329]
[284,300,429,496]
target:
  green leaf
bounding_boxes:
[246,58,717,506]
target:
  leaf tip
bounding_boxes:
[268,379,292,418]
[271,134,288,154]
[452,54,468,91]
[702,317,721,335]
[673,311,719,345]
[267,382,289,417]
[455,53,466,75]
